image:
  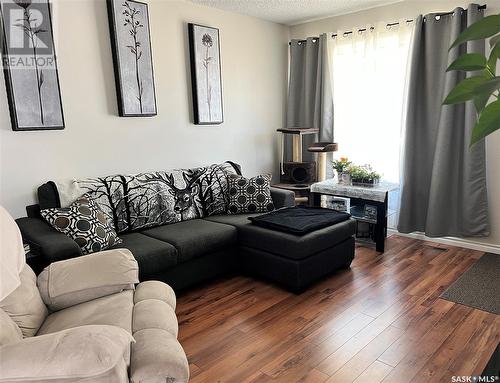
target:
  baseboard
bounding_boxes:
[387,229,500,255]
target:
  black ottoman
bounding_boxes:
[237,218,356,293]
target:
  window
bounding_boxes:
[329,22,413,183]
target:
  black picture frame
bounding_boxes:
[364,204,378,220]
[188,23,223,125]
[107,0,157,117]
[0,0,65,131]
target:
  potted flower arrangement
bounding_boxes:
[332,157,352,184]
[348,165,381,187]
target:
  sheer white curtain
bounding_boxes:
[329,21,414,183]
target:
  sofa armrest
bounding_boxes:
[16,217,82,262]
[0,325,134,382]
[270,187,295,208]
[38,249,139,311]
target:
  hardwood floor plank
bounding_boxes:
[352,360,393,383]
[447,314,500,377]
[381,303,473,383]
[411,309,491,383]
[174,236,497,383]
[324,325,403,382]
[377,300,455,367]
[262,313,375,378]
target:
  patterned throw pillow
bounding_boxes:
[41,195,122,255]
[227,174,275,214]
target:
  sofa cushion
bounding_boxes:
[114,233,178,278]
[142,219,237,263]
[131,328,189,383]
[0,325,133,383]
[37,249,138,312]
[37,290,133,336]
[203,213,262,228]
[40,194,122,255]
[134,281,176,310]
[0,266,48,337]
[237,218,357,260]
[133,299,178,337]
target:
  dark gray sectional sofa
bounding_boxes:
[17,163,356,293]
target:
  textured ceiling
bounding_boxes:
[185,0,405,25]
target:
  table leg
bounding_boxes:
[374,197,388,253]
[310,192,321,207]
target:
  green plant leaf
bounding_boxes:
[489,33,500,48]
[474,76,500,96]
[443,76,488,105]
[487,53,497,75]
[490,41,500,60]
[474,93,491,113]
[450,15,500,50]
[470,99,500,146]
[473,69,496,113]
[447,53,487,71]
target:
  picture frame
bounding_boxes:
[188,23,223,125]
[107,0,157,117]
[363,204,378,220]
[0,0,65,131]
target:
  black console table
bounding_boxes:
[309,179,399,252]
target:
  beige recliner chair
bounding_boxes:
[0,206,189,382]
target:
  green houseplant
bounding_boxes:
[348,165,381,187]
[443,14,500,146]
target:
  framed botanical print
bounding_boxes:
[188,23,223,125]
[107,0,156,117]
[0,0,64,131]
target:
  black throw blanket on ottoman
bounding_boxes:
[238,206,356,293]
[249,206,351,235]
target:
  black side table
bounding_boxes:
[309,179,399,253]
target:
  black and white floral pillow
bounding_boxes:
[227,174,275,214]
[41,194,122,255]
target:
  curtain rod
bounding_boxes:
[289,4,487,45]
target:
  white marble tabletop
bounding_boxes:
[310,179,400,202]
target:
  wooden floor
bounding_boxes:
[176,235,500,383]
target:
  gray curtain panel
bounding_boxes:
[286,34,334,172]
[398,4,489,237]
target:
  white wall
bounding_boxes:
[290,0,500,249]
[0,0,289,217]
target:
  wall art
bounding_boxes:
[107,0,156,117]
[188,23,223,125]
[0,0,64,131]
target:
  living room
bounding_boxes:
[0,0,499,382]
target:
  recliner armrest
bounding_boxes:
[37,248,139,311]
[0,325,134,382]
[270,187,295,208]
[16,217,83,262]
